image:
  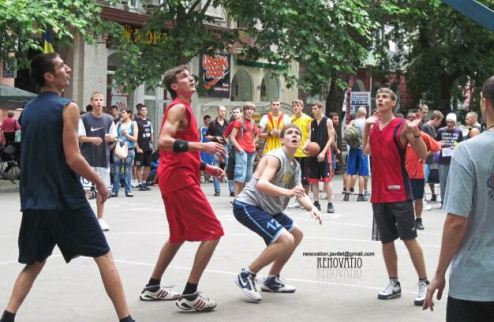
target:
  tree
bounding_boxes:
[110,0,374,97]
[0,0,109,68]
[370,0,494,112]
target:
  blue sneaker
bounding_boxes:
[235,268,261,302]
[261,275,296,293]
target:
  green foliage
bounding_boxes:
[0,0,109,68]
[370,0,494,111]
[110,0,374,95]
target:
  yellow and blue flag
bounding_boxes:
[43,28,54,53]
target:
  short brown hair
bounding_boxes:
[311,100,324,109]
[430,110,444,121]
[280,124,301,138]
[163,65,188,99]
[377,88,397,101]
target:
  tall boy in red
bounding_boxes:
[363,88,429,306]
[139,65,226,312]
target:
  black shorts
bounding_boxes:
[410,179,425,200]
[135,150,153,167]
[18,206,110,264]
[295,157,309,186]
[307,156,332,183]
[447,296,494,322]
[372,201,417,243]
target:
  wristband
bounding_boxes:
[200,162,206,171]
[173,139,189,152]
[413,133,421,138]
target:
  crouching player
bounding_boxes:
[232,124,322,302]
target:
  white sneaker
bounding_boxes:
[98,218,110,232]
[287,200,300,208]
[140,286,180,301]
[261,276,296,293]
[414,280,429,306]
[176,292,217,311]
[424,204,432,211]
[235,269,262,302]
[131,180,139,188]
[377,280,401,299]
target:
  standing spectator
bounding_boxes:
[344,106,369,202]
[436,113,463,205]
[259,99,291,155]
[199,114,213,182]
[223,107,242,196]
[1,111,20,147]
[206,106,229,196]
[78,91,116,231]
[135,104,154,191]
[464,111,482,138]
[308,101,335,213]
[0,52,135,322]
[111,109,138,197]
[363,87,429,306]
[230,103,258,196]
[288,99,312,208]
[328,112,341,176]
[422,110,443,202]
[424,75,494,321]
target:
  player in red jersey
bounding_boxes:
[138,65,226,312]
[363,88,430,306]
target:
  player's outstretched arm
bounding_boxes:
[296,191,322,224]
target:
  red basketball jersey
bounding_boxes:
[369,117,412,203]
[158,98,201,193]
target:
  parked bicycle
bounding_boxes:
[0,144,20,183]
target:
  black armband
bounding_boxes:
[200,162,207,171]
[413,133,421,139]
[173,139,189,152]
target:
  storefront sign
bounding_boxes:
[199,53,230,98]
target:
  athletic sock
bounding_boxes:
[182,282,198,298]
[416,218,422,223]
[0,310,15,322]
[146,278,161,291]
[119,315,135,322]
[389,277,399,283]
[419,277,429,282]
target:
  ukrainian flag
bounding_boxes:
[43,28,54,53]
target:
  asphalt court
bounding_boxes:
[0,178,448,321]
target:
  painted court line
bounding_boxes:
[113,259,418,295]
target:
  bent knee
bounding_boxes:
[276,231,295,248]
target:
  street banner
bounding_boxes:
[199,53,231,98]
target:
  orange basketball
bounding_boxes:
[305,142,320,156]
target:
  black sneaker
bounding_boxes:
[214,191,220,197]
[230,191,235,197]
[313,201,321,211]
[327,202,335,213]
[357,194,368,201]
[138,185,147,191]
[415,219,424,230]
[430,194,437,202]
[343,193,350,201]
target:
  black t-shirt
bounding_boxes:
[136,117,153,151]
[206,117,228,143]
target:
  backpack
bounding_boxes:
[344,122,362,148]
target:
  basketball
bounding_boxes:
[305,142,320,156]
